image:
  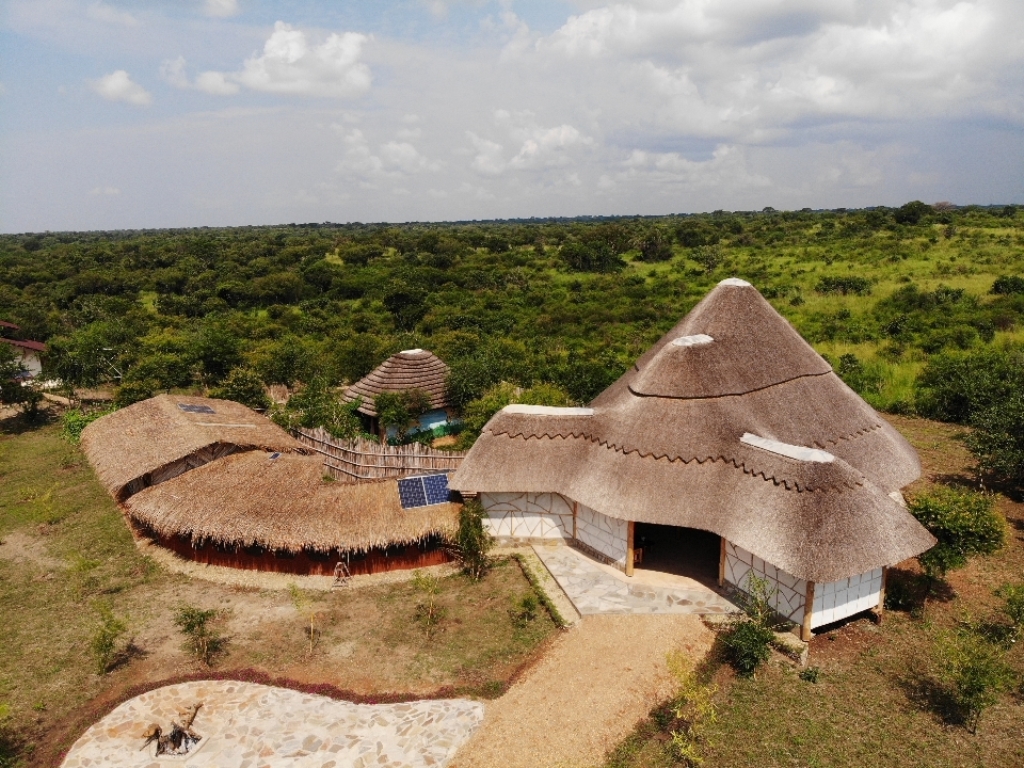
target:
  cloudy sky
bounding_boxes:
[1,0,1021,232]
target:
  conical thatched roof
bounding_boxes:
[81,395,304,501]
[451,279,935,583]
[124,452,459,554]
[342,349,450,417]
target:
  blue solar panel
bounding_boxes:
[398,474,450,509]
[422,474,450,505]
[398,477,427,509]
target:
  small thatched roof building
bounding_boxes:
[82,394,303,501]
[452,278,935,638]
[124,452,459,576]
[343,349,450,418]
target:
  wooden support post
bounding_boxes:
[718,537,727,587]
[801,581,816,642]
[872,567,888,625]
[626,520,635,577]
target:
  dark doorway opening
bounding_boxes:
[633,523,720,585]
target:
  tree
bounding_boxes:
[209,367,271,411]
[894,200,933,225]
[966,392,1024,489]
[452,499,493,580]
[0,344,43,420]
[457,381,572,448]
[633,226,674,262]
[273,376,362,439]
[374,388,431,442]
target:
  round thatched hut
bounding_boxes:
[342,349,454,438]
[81,394,305,501]
[451,278,936,639]
[123,452,459,576]
[82,394,459,576]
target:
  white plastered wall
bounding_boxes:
[811,569,884,627]
[724,542,807,624]
[725,542,884,629]
[575,503,629,569]
[479,492,573,541]
[478,493,629,569]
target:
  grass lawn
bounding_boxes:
[605,416,1024,768]
[0,411,557,768]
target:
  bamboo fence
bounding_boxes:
[294,427,467,481]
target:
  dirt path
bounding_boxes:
[450,614,713,768]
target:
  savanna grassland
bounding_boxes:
[2,203,1024,766]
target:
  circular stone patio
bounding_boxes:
[60,681,484,768]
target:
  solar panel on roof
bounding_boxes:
[422,473,450,505]
[178,403,216,414]
[397,474,451,509]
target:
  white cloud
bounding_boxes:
[86,2,138,27]
[204,0,240,18]
[618,144,771,191]
[195,71,241,95]
[89,70,152,105]
[199,21,372,98]
[159,56,190,89]
[469,110,594,175]
[335,127,441,186]
[89,186,121,196]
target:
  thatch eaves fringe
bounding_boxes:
[124,451,459,554]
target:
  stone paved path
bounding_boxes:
[533,544,741,616]
[60,681,484,768]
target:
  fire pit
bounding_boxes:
[140,703,203,758]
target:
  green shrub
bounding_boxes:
[997,582,1024,643]
[937,630,1014,733]
[723,621,774,678]
[452,499,494,580]
[799,666,822,683]
[173,604,224,665]
[992,275,1024,295]
[90,601,128,674]
[412,571,446,638]
[510,594,539,627]
[910,488,1007,580]
[814,275,872,295]
[209,366,271,410]
[60,407,114,444]
[966,392,1024,489]
[916,347,1024,424]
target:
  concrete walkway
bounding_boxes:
[532,543,741,617]
[60,681,484,768]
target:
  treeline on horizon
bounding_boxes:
[2,201,1024,483]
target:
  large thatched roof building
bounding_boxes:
[342,349,454,438]
[82,394,304,501]
[124,452,459,576]
[83,394,459,576]
[451,278,935,638]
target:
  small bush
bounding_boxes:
[937,630,1014,733]
[814,275,872,295]
[966,392,1024,490]
[412,571,446,638]
[992,275,1024,295]
[910,488,1007,580]
[723,620,774,677]
[510,594,539,627]
[996,582,1024,644]
[90,601,129,674]
[60,407,114,444]
[799,666,822,683]
[452,499,494,580]
[173,604,225,666]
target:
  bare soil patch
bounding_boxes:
[452,614,713,768]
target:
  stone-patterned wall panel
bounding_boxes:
[724,542,807,624]
[811,568,883,628]
[480,492,572,541]
[576,504,628,568]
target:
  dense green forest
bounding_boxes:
[2,203,1024,482]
